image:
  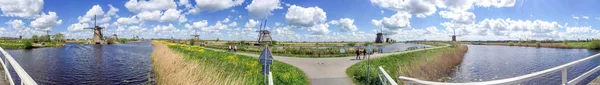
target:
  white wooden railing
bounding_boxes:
[378,66,398,85]
[398,53,600,85]
[0,47,37,85]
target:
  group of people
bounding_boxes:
[228,44,237,53]
[355,48,368,60]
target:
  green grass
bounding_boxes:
[346,47,455,85]
[164,42,309,85]
[0,40,28,49]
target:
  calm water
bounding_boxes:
[451,45,600,85]
[4,41,155,84]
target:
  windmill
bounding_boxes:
[255,19,272,46]
[449,29,463,41]
[191,29,200,41]
[375,27,384,43]
[84,15,104,44]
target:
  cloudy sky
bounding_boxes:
[0,0,599,41]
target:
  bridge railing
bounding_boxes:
[378,66,398,85]
[398,53,600,85]
[0,47,37,85]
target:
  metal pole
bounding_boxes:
[367,50,370,84]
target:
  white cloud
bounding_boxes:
[573,16,580,20]
[107,4,120,17]
[137,10,162,21]
[185,20,208,29]
[246,0,282,19]
[475,0,516,8]
[178,0,192,8]
[329,18,358,32]
[0,0,44,18]
[566,26,598,34]
[222,18,230,23]
[370,0,438,18]
[114,16,140,27]
[439,11,476,25]
[125,0,177,13]
[78,5,119,24]
[188,0,244,14]
[202,22,229,33]
[159,9,182,22]
[136,9,186,22]
[285,5,327,27]
[67,23,90,32]
[372,12,411,30]
[244,19,260,30]
[6,19,32,34]
[307,23,330,35]
[152,24,180,34]
[30,12,62,31]
[582,16,590,19]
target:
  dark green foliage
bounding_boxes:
[347,42,357,46]
[589,40,600,50]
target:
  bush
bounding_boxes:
[508,42,514,46]
[590,40,600,50]
[347,42,357,46]
[536,42,541,48]
[23,40,33,49]
[563,39,568,45]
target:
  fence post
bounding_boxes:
[562,68,567,85]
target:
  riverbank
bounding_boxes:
[151,41,309,84]
[476,40,600,49]
[346,45,468,85]
[0,40,64,49]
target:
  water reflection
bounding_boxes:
[451,45,600,85]
[4,41,155,84]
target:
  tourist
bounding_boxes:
[229,44,237,53]
[356,48,361,60]
[362,48,367,59]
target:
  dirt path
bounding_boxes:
[205,46,448,85]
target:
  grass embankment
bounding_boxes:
[205,45,362,58]
[151,41,309,85]
[0,40,64,49]
[346,45,468,85]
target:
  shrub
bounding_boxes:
[536,42,541,48]
[589,40,600,50]
[508,42,514,46]
[563,39,568,45]
[347,42,357,46]
[23,40,33,49]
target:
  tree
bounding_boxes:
[216,38,220,42]
[563,39,568,45]
[31,35,39,43]
[270,40,278,46]
[52,33,65,42]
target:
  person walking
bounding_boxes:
[356,48,361,60]
[362,48,367,59]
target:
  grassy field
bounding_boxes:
[157,41,309,85]
[346,45,468,85]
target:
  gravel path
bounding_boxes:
[206,46,448,85]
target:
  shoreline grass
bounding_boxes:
[205,45,364,58]
[152,41,309,85]
[346,45,468,85]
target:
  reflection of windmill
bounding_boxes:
[191,29,200,41]
[450,29,463,41]
[255,19,272,46]
[84,15,104,44]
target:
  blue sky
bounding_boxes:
[1,0,599,41]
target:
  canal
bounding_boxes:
[451,45,600,85]
[5,41,155,84]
